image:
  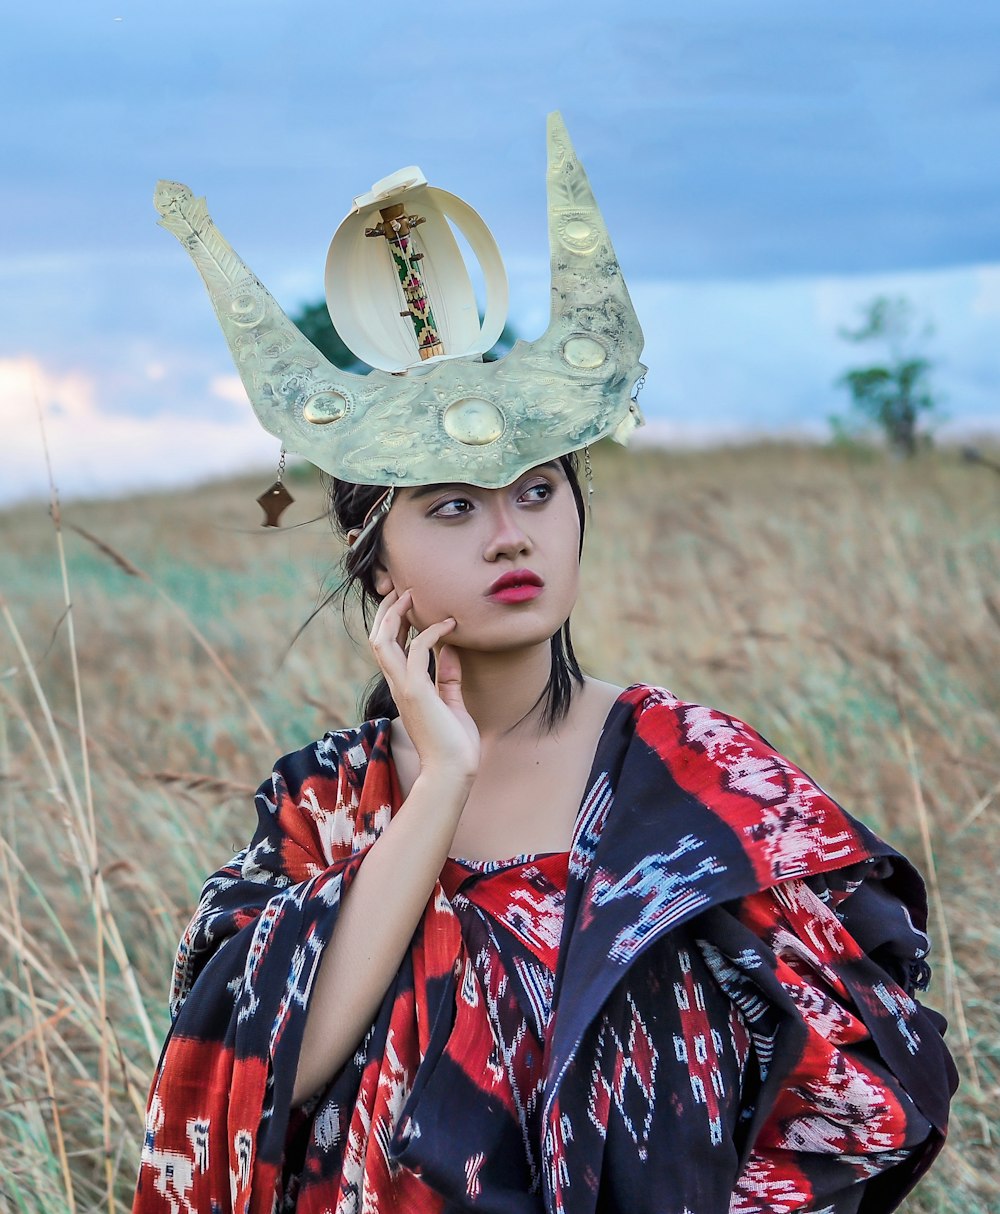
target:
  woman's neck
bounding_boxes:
[442,640,556,742]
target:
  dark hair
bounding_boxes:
[324,453,587,729]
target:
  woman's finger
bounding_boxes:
[394,604,413,652]
[368,588,401,642]
[369,589,412,647]
[369,590,413,688]
[435,643,466,711]
[404,617,456,668]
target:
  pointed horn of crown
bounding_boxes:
[154,113,645,489]
[536,111,645,440]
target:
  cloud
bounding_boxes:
[2,356,277,506]
[209,373,252,408]
[971,266,1000,317]
[630,262,1000,435]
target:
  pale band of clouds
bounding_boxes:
[2,356,276,507]
[3,258,998,509]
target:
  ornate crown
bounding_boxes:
[154,113,645,490]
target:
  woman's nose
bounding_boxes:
[483,501,531,562]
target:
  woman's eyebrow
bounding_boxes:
[408,482,459,501]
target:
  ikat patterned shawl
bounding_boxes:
[133,685,956,1214]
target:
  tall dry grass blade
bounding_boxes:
[0,829,100,1004]
[953,773,1000,836]
[898,706,981,1093]
[0,1004,74,1066]
[0,603,89,881]
[0,918,114,1044]
[0,969,147,1122]
[3,603,160,1064]
[0,683,158,1063]
[0,756,76,1210]
[35,400,118,1214]
[65,524,149,581]
[146,770,257,798]
[67,522,277,750]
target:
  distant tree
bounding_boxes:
[290,300,370,373]
[832,295,939,457]
[290,299,517,371]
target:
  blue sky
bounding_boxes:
[3,1,999,503]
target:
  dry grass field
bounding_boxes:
[0,441,997,1211]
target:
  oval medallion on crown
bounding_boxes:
[556,213,601,255]
[225,284,266,327]
[303,391,349,424]
[443,398,505,445]
[562,335,607,370]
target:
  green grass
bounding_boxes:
[1,441,997,1210]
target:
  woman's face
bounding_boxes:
[372,462,582,652]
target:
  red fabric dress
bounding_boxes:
[435,853,570,1206]
[134,686,955,1214]
[361,851,933,1213]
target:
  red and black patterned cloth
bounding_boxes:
[133,685,956,1213]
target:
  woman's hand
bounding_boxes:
[369,589,480,784]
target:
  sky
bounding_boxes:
[2,1,999,504]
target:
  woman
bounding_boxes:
[136,117,956,1212]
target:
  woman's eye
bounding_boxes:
[431,497,474,518]
[520,480,553,503]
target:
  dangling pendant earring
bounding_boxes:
[583,444,594,516]
[256,448,295,527]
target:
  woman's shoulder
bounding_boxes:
[246,715,397,874]
[619,681,853,813]
[617,682,777,750]
[262,716,392,797]
[613,681,899,880]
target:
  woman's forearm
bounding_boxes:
[291,767,471,1106]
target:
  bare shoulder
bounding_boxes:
[570,677,627,732]
[541,677,627,757]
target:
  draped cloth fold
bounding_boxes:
[133,685,956,1214]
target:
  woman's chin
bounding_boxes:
[448,620,568,656]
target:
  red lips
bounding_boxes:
[487,569,544,594]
